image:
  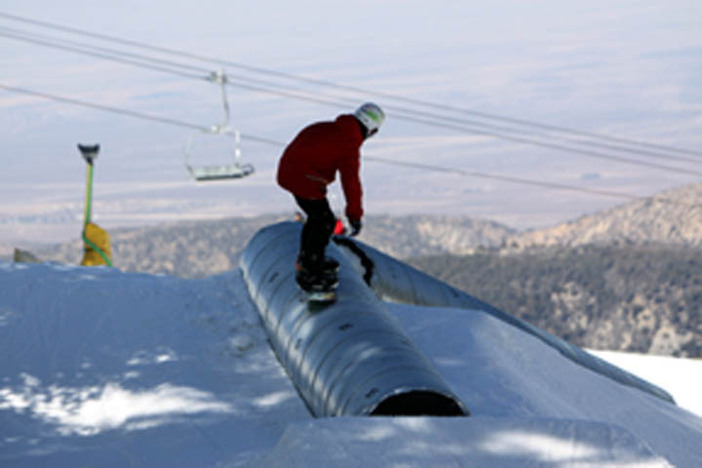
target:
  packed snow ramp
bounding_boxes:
[240,222,469,417]
[332,235,675,405]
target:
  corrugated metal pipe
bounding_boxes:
[240,221,469,417]
[332,237,675,405]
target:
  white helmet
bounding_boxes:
[354,102,385,137]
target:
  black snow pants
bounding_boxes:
[294,196,336,271]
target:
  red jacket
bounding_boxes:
[277,114,364,221]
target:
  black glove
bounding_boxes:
[349,218,362,237]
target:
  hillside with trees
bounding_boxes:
[407,244,701,357]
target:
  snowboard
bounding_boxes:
[305,289,337,304]
[296,261,339,304]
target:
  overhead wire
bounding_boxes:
[2,10,700,160]
[387,104,702,165]
[0,13,700,208]
[2,24,701,179]
[219,75,702,174]
[0,83,283,147]
[387,112,702,177]
[1,82,700,209]
[0,26,205,81]
[366,156,700,207]
[0,25,324,96]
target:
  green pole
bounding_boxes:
[83,160,94,228]
[79,144,112,267]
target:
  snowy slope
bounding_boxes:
[1,261,702,467]
[0,262,310,467]
[590,350,702,420]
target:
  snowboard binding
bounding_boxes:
[295,256,339,303]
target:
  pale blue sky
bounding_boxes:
[1,0,701,246]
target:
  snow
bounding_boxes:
[0,262,309,467]
[1,261,702,466]
[590,350,702,420]
[252,418,669,467]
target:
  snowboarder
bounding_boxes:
[277,102,385,297]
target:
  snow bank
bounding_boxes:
[591,350,702,419]
[1,262,702,466]
[252,417,669,467]
[0,262,309,467]
[394,304,702,467]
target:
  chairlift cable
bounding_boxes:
[0,82,281,146]
[214,75,702,176]
[1,82,699,207]
[1,10,699,159]
[366,156,702,209]
[3,24,700,175]
[221,75,702,176]
[0,26,321,95]
[0,83,209,132]
[384,100,702,165]
[0,26,206,81]
[0,21,700,174]
[391,112,702,178]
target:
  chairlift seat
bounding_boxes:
[187,163,254,181]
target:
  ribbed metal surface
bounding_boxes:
[240,222,469,417]
[333,238,676,405]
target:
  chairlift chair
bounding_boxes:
[184,127,254,181]
[184,70,255,182]
[187,163,255,181]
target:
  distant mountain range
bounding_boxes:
[21,182,702,271]
[32,214,516,277]
[23,182,702,357]
[508,183,701,249]
[408,183,702,358]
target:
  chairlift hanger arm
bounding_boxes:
[204,69,231,131]
[183,70,254,182]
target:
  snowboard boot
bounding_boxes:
[295,252,339,293]
[295,268,339,293]
[295,253,339,275]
